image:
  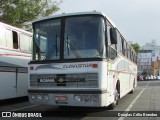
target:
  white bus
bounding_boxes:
[28,11,137,109]
[0,22,32,100]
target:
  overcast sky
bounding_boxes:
[55,0,160,46]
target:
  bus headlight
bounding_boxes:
[74,94,99,103]
[91,95,99,102]
[44,95,49,101]
[31,95,36,100]
[74,95,81,102]
[37,95,43,100]
[83,95,91,102]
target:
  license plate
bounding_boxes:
[55,96,67,101]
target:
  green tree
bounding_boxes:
[0,0,61,28]
[131,43,140,53]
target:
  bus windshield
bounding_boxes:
[34,19,61,60]
[33,15,105,60]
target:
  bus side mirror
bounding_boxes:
[110,28,117,45]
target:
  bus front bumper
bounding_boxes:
[28,89,108,107]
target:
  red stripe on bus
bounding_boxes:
[0,54,30,57]
[0,70,27,73]
[0,70,16,72]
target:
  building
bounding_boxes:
[141,40,160,51]
[138,40,160,75]
[152,50,160,61]
[151,57,160,75]
[138,50,152,74]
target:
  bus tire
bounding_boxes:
[108,90,118,110]
[117,81,120,99]
[108,82,119,110]
[129,80,135,94]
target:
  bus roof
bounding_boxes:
[0,22,32,35]
[32,11,116,27]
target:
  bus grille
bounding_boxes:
[30,73,98,88]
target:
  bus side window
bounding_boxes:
[13,31,18,49]
[0,27,6,46]
[123,40,128,57]
[117,32,122,53]
[121,37,125,56]
[106,22,111,46]
[19,33,30,52]
[108,47,117,60]
[5,29,13,48]
[106,22,116,50]
[131,50,132,61]
[127,44,130,59]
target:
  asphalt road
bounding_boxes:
[0,80,160,120]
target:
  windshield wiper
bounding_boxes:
[44,35,58,60]
[55,35,58,57]
[66,35,81,59]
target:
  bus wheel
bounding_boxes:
[117,81,120,99]
[129,80,135,94]
[108,89,119,110]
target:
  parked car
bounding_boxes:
[150,75,154,80]
[145,75,150,80]
[157,76,160,80]
[146,75,158,80]
[153,76,157,80]
[154,76,158,80]
[138,75,144,81]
